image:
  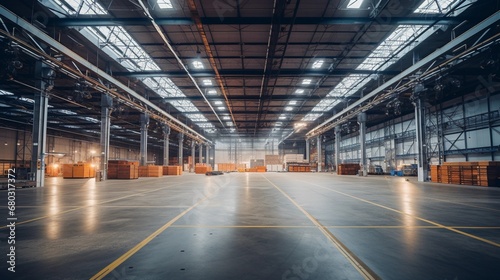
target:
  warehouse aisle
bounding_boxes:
[1,173,499,280]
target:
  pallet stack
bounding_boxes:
[63,163,95,178]
[337,164,360,175]
[163,165,182,176]
[265,155,281,165]
[195,164,213,174]
[430,161,500,187]
[138,165,163,177]
[108,160,139,179]
[217,163,236,172]
[288,165,311,172]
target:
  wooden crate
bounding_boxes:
[139,165,163,177]
[195,166,213,174]
[165,165,182,176]
[337,164,360,175]
[430,165,441,183]
[62,164,73,178]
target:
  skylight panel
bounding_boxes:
[203,79,213,86]
[312,60,324,69]
[226,122,234,126]
[302,113,323,122]
[214,101,223,105]
[217,107,226,111]
[19,97,34,103]
[0,90,14,95]
[302,79,312,85]
[346,0,363,9]
[414,0,456,14]
[222,116,231,120]
[278,115,287,120]
[295,89,305,94]
[284,107,294,111]
[207,89,217,95]
[288,100,298,105]
[157,0,173,9]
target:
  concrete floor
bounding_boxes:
[1,173,500,280]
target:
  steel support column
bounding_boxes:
[191,141,196,172]
[163,125,170,166]
[199,143,203,164]
[335,126,341,169]
[358,112,367,176]
[206,145,210,166]
[317,135,322,172]
[415,97,429,182]
[100,95,113,180]
[178,133,184,169]
[31,62,50,187]
[305,139,310,162]
[140,114,149,166]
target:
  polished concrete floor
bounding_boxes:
[1,173,500,280]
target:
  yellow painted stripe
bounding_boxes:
[426,197,500,213]
[304,181,500,247]
[90,196,209,280]
[262,175,380,280]
[0,181,191,229]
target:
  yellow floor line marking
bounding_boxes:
[426,197,500,212]
[300,180,500,248]
[0,181,193,229]
[167,225,500,229]
[262,175,380,280]
[90,195,209,280]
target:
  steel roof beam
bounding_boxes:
[51,16,463,26]
[113,69,399,78]
[306,11,500,139]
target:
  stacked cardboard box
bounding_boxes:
[108,160,139,179]
[431,162,500,187]
[265,155,282,165]
[284,154,305,163]
[288,165,311,172]
[217,163,236,172]
[430,165,441,183]
[266,164,283,172]
[337,164,360,175]
[195,164,213,174]
[250,159,265,168]
[63,163,95,178]
[138,165,163,177]
[163,165,182,175]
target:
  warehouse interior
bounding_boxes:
[1,0,500,279]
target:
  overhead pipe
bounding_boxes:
[136,0,228,130]
[187,0,237,129]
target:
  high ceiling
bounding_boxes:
[0,0,499,147]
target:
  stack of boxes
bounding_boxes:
[108,160,139,179]
[265,155,282,172]
[337,164,360,175]
[195,163,213,174]
[163,165,182,176]
[288,165,311,172]
[138,165,163,177]
[431,161,500,187]
[63,163,95,178]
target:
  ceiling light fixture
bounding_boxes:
[302,79,312,85]
[192,60,203,69]
[202,79,212,86]
[295,89,305,94]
